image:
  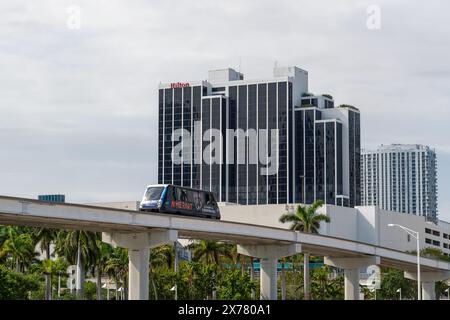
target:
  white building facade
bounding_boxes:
[361,144,438,221]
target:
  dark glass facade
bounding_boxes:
[325,122,336,205]
[182,87,192,187]
[278,82,287,203]
[210,97,221,198]
[303,109,321,203]
[159,85,205,188]
[228,86,237,203]
[163,89,173,183]
[202,98,211,191]
[288,83,293,203]
[336,123,343,196]
[313,120,339,205]
[267,83,278,204]
[248,84,257,205]
[237,85,247,205]
[158,89,164,183]
[173,88,182,186]
[192,86,202,189]
[294,108,347,206]
[221,97,227,202]
[315,122,325,201]
[294,110,304,203]
[257,84,267,204]
[349,110,361,207]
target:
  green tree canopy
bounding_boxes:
[2,227,37,272]
[217,269,256,300]
[0,265,40,300]
[188,240,234,266]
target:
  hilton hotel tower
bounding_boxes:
[158,66,361,207]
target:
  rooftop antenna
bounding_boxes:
[274,60,278,69]
[238,57,242,73]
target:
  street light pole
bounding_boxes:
[174,241,178,300]
[416,232,421,300]
[299,175,305,204]
[58,273,61,298]
[302,176,305,204]
[388,224,421,300]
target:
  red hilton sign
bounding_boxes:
[170,82,190,89]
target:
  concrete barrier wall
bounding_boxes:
[320,205,358,242]
[219,203,289,229]
[219,203,360,242]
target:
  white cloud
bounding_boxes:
[0,0,449,219]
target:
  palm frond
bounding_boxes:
[279,213,299,223]
[280,200,330,234]
[307,200,324,216]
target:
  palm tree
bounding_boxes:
[147,245,174,300]
[188,240,234,299]
[32,228,58,300]
[31,228,58,260]
[151,244,174,269]
[181,262,197,299]
[0,226,7,247]
[105,247,129,300]
[55,230,99,298]
[0,226,8,263]
[40,257,68,299]
[1,226,37,272]
[280,257,287,300]
[250,257,256,299]
[279,200,330,300]
[93,241,113,300]
[230,244,248,275]
[188,240,233,266]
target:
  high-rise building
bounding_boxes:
[295,98,361,207]
[158,66,360,206]
[361,144,438,221]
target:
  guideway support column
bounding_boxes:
[324,256,380,300]
[237,244,302,300]
[404,271,450,300]
[102,230,178,300]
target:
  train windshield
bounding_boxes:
[144,187,165,201]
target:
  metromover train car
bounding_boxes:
[139,184,220,220]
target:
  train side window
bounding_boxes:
[186,190,196,203]
[167,186,175,201]
[179,189,188,202]
[192,191,202,209]
[204,193,212,206]
[186,190,192,202]
[209,193,218,207]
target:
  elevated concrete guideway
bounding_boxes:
[1,195,450,300]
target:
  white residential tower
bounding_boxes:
[361,144,438,221]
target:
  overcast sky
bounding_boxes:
[1,0,449,220]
